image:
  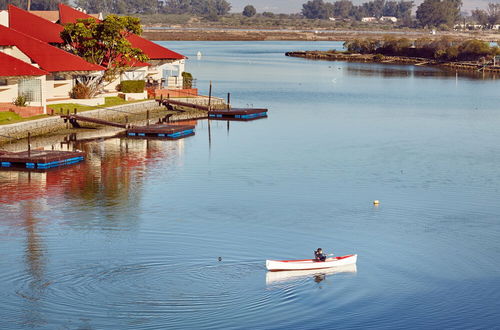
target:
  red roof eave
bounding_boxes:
[0,52,49,77]
[58,4,186,60]
[8,5,64,44]
[0,25,105,73]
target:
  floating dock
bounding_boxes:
[0,150,84,170]
[126,124,195,139]
[208,108,268,121]
[61,114,195,139]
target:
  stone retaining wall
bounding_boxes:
[0,100,160,144]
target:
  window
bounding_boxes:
[0,79,7,86]
[163,65,180,78]
[54,74,67,81]
[18,79,41,102]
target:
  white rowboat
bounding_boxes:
[266,264,357,285]
[266,254,357,271]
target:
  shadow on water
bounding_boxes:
[344,63,500,80]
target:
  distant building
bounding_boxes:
[361,17,377,23]
[328,17,336,21]
[380,16,397,23]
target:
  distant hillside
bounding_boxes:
[228,0,493,14]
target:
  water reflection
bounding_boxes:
[345,64,500,80]
[0,136,186,208]
[266,264,357,286]
[20,202,48,327]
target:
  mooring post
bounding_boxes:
[74,107,77,115]
[125,116,129,128]
[27,132,31,157]
[146,110,150,126]
[227,92,231,110]
[208,81,212,111]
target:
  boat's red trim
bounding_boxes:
[268,267,334,272]
[272,254,354,263]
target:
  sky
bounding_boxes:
[229,0,500,14]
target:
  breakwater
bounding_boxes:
[285,51,500,73]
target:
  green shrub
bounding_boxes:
[182,72,193,89]
[118,80,145,93]
[13,95,27,107]
[70,83,92,99]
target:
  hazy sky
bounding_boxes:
[229,0,499,14]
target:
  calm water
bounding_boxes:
[1,41,500,329]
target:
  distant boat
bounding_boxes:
[197,51,202,59]
[266,254,357,271]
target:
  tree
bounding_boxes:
[242,4,256,17]
[214,0,231,15]
[416,0,462,27]
[486,3,500,26]
[471,8,489,26]
[60,15,149,96]
[0,0,25,10]
[302,0,333,19]
[333,0,353,18]
[31,0,69,10]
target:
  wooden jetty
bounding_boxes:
[158,98,268,121]
[158,98,210,111]
[62,114,127,129]
[0,150,84,170]
[208,108,268,121]
[61,114,195,139]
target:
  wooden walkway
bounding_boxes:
[60,114,195,139]
[62,114,127,128]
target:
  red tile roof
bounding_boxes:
[126,34,185,60]
[0,25,105,73]
[9,5,64,44]
[58,3,94,25]
[0,51,49,77]
[58,4,185,60]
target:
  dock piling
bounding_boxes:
[227,93,231,110]
[27,132,31,157]
[208,81,212,111]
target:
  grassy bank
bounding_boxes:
[0,97,146,126]
[47,97,146,115]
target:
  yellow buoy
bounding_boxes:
[373,200,380,205]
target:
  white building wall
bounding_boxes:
[0,46,33,65]
[0,10,8,27]
[105,66,149,92]
[0,79,18,104]
[46,75,73,100]
[148,59,185,89]
[0,76,47,113]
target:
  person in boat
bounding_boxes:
[314,248,327,262]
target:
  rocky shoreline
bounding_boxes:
[285,51,500,73]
